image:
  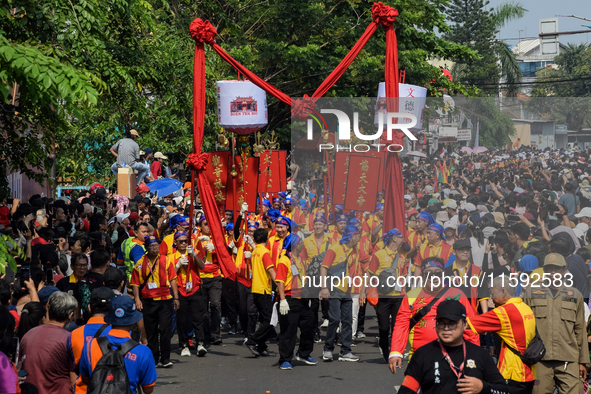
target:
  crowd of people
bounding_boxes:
[1,143,591,393]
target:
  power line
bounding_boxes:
[472,75,591,86]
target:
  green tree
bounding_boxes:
[2,0,479,192]
[529,43,591,131]
[445,0,525,96]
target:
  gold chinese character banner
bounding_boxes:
[226,155,259,213]
[202,152,230,205]
[258,150,287,193]
[343,155,382,212]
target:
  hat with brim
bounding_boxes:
[130,129,139,137]
[105,295,143,326]
[154,152,168,160]
[543,253,567,267]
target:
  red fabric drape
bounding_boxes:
[376,4,406,240]
[189,19,237,280]
[211,43,292,107]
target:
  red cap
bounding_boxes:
[129,212,140,222]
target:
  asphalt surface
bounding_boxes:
[155,307,405,394]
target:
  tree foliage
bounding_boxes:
[529,43,591,131]
[1,0,478,193]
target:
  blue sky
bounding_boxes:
[486,0,591,46]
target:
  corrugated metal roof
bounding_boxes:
[512,39,540,55]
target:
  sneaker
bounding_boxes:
[156,362,163,368]
[279,362,293,370]
[313,333,321,343]
[296,352,318,365]
[243,342,260,357]
[338,353,360,362]
[320,319,329,328]
[197,344,207,357]
[161,361,174,368]
[322,351,333,362]
[229,327,237,335]
[260,349,276,357]
[356,331,366,338]
[187,339,196,349]
[180,347,191,357]
[212,337,223,345]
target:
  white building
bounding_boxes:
[511,38,567,95]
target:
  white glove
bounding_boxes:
[187,245,195,255]
[243,235,252,244]
[241,202,249,214]
[232,246,238,254]
[175,256,189,270]
[228,240,235,249]
[279,299,290,315]
[205,243,215,252]
[244,251,252,259]
[198,235,210,242]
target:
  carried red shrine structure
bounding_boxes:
[184,2,413,280]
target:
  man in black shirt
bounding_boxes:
[398,300,526,394]
[73,248,109,323]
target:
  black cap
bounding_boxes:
[436,299,466,321]
[453,238,471,250]
[90,287,115,303]
[104,267,125,289]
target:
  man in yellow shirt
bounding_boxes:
[243,228,277,357]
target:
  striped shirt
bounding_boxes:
[467,297,536,382]
[112,138,140,166]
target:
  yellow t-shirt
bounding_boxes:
[251,244,274,295]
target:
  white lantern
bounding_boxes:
[216,80,268,135]
[374,82,427,132]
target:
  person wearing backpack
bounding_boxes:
[521,253,590,394]
[360,228,409,362]
[70,287,115,394]
[467,273,537,393]
[80,295,157,394]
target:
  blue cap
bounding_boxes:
[105,295,143,326]
[38,286,59,304]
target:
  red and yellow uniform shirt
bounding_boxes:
[268,233,288,267]
[195,239,222,279]
[414,241,453,268]
[251,244,275,295]
[130,254,177,300]
[407,230,427,250]
[275,252,307,298]
[368,248,409,297]
[390,287,480,359]
[301,233,331,266]
[321,242,370,294]
[171,251,201,297]
[234,236,253,288]
[467,298,536,382]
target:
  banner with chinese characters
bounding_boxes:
[203,152,230,205]
[332,153,354,205]
[359,150,386,193]
[226,156,259,213]
[258,150,287,193]
[343,155,381,212]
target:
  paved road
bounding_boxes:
[154,308,405,394]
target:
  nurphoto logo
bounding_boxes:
[305,109,418,152]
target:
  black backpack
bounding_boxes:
[505,329,546,366]
[87,337,138,394]
[306,241,330,278]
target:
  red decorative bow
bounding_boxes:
[189,18,217,45]
[372,2,398,27]
[291,95,316,120]
[186,153,209,171]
